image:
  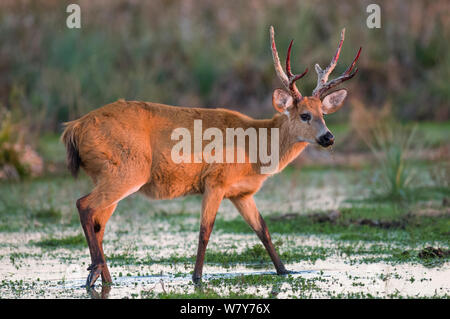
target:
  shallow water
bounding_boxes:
[1,229,448,298]
[0,170,448,298]
[2,257,448,298]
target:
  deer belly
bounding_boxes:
[138,179,199,200]
[226,177,264,198]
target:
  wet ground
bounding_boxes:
[0,167,449,298]
[1,231,449,298]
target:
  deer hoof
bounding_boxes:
[192,275,203,285]
[277,268,291,275]
[86,264,103,288]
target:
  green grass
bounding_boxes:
[414,121,450,147]
[215,206,450,244]
[32,207,62,221]
[143,289,261,299]
[168,244,328,265]
[33,234,86,248]
[208,274,319,290]
[359,185,450,203]
[108,243,329,268]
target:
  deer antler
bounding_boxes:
[312,28,361,99]
[270,26,308,101]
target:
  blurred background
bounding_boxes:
[0,0,448,190]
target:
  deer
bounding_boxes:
[61,26,361,288]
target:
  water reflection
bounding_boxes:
[84,268,319,299]
[88,285,111,299]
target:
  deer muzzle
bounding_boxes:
[317,131,334,147]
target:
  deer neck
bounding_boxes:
[275,114,308,171]
[250,114,308,174]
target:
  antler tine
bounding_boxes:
[289,67,308,94]
[343,46,361,76]
[286,40,294,77]
[312,28,345,97]
[270,26,308,101]
[270,26,290,89]
[312,68,359,98]
[314,47,361,93]
[312,28,361,98]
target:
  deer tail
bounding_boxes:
[61,120,82,178]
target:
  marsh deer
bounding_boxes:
[62,26,360,288]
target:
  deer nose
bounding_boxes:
[318,132,334,147]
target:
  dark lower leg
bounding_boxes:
[77,197,106,287]
[93,205,116,284]
[255,215,288,274]
[192,187,223,283]
[231,196,288,275]
[95,227,111,283]
[192,223,214,283]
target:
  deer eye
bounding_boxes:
[300,113,311,122]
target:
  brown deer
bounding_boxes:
[62,26,360,288]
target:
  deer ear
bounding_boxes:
[272,89,294,113]
[322,89,348,114]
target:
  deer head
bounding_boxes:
[270,26,361,148]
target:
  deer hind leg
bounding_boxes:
[231,195,288,275]
[76,179,145,288]
[192,186,224,284]
[93,203,117,284]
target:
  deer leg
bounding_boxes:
[192,186,224,283]
[93,204,117,284]
[76,181,144,288]
[231,195,288,275]
[77,195,105,288]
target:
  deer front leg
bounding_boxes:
[231,195,288,275]
[192,186,224,284]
